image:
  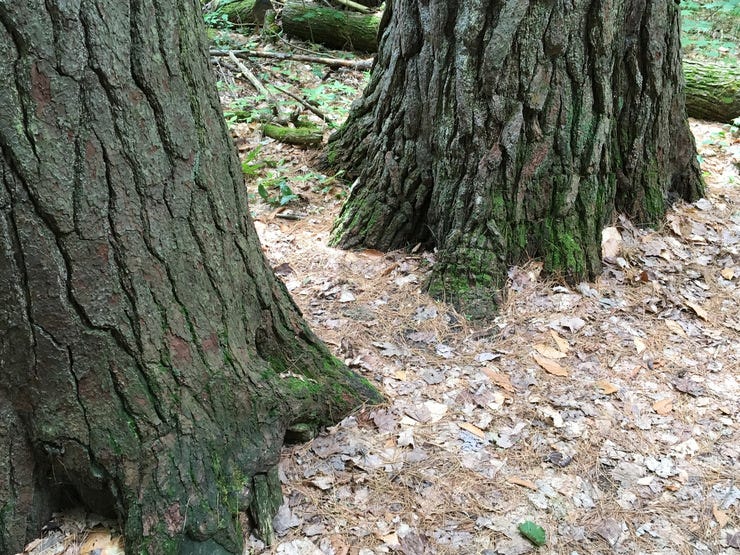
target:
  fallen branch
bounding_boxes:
[261,123,323,145]
[271,83,333,123]
[227,50,271,99]
[332,0,373,13]
[211,48,374,70]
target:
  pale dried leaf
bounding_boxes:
[633,338,647,354]
[80,529,124,555]
[338,289,356,303]
[652,398,673,415]
[507,476,538,490]
[601,226,623,260]
[595,380,619,394]
[532,354,569,377]
[664,320,687,337]
[685,301,709,321]
[482,367,515,393]
[533,343,566,359]
[458,422,485,438]
[310,475,334,490]
[713,505,729,528]
[549,330,570,352]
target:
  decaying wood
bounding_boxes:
[262,123,324,145]
[683,60,740,122]
[281,1,381,53]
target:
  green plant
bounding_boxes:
[241,145,269,177]
[681,0,740,58]
[204,11,232,29]
[257,176,300,206]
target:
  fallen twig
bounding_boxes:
[332,0,373,13]
[211,49,374,70]
[271,83,333,123]
[226,50,286,122]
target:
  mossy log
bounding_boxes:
[683,60,740,123]
[262,123,324,145]
[281,1,382,53]
[209,0,266,26]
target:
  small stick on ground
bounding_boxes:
[212,49,374,70]
[332,0,373,13]
[271,84,333,123]
[226,50,285,121]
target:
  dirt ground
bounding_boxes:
[18,54,739,555]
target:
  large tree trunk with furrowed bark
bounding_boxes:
[326,0,704,317]
[0,1,380,553]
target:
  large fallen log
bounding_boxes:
[281,2,381,52]
[207,0,381,52]
[683,60,740,123]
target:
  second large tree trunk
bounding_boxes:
[0,0,379,553]
[327,0,704,317]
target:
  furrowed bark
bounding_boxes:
[327,0,703,317]
[0,1,380,553]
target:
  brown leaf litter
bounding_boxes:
[245,118,739,554]
[17,56,739,555]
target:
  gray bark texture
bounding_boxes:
[0,1,380,553]
[327,0,704,317]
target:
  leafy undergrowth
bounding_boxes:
[681,0,740,60]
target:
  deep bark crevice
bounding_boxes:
[327,0,703,318]
[0,1,380,553]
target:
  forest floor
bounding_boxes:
[218,54,740,554]
[18,39,740,555]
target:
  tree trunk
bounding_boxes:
[326,0,704,318]
[683,59,740,122]
[0,1,380,554]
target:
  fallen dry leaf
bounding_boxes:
[601,226,623,260]
[633,338,647,354]
[685,301,709,321]
[652,398,673,415]
[458,421,486,438]
[507,476,538,490]
[595,380,619,394]
[482,367,515,393]
[720,267,735,280]
[532,354,569,377]
[713,504,729,528]
[549,330,570,353]
[664,320,687,337]
[80,529,124,555]
[533,343,567,359]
